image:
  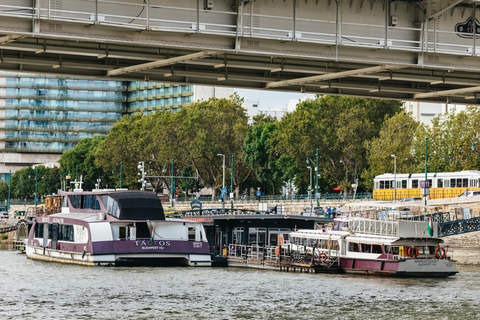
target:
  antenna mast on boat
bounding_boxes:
[73,175,84,192]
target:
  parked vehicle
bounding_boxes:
[0,211,8,219]
[401,197,422,202]
[457,190,480,197]
[14,210,25,219]
[300,207,323,216]
[164,207,181,218]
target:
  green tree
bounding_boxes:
[273,95,402,193]
[243,115,283,194]
[176,95,251,197]
[178,166,203,197]
[95,111,183,193]
[362,111,421,190]
[59,136,112,190]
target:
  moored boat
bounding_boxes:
[25,189,211,267]
[286,217,458,277]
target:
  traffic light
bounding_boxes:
[137,161,145,190]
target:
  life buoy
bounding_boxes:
[407,246,419,258]
[278,234,285,245]
[435,247,446,259]
[275,247,280,257]
[319,252,328,262]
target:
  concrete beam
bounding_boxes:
[107,51,220,76]
[265,65,403,89]
[414,86,480,99]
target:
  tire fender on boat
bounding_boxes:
[407,246,419,258]
[435,247,446,259]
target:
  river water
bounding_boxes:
[0,249,478,320]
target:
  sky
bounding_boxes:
[235,88,315,110]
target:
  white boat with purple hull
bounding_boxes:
[287,217,458,277]
[25,189,211,267]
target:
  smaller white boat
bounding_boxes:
[25,189,211,267]
[286,217,458,277]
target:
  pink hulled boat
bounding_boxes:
[287,217,457,277]
[25,189,211,267]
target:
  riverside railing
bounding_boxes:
[171,192,372,204]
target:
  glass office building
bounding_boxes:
[126,82,194,115]
[0,74,126,178]
[0,74,232,179]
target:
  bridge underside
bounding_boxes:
[2,0,480,105]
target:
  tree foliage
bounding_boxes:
[242,114,283,194]
[362,111,420,190]
[59,136,111,189]
[273,95,403,193]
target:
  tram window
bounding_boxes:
[412,180,418,188]
[380,181,385,189]
[402,180,407,188]
[444,180,450,187]
[463,178,468,187]
[375,181,379,189]
[456,179,462,188]
[470,179,477,187]
[428,179,432,188]
[451,179,456,187]
[437,179,443,188]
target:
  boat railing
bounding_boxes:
[347,218,399,237]
[227,244,279,261]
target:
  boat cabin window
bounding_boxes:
[34,223,44,238]
[359,243,383,253]
[69,195,101,210]
[384,246,400,255]
[58,225,74,242]
[188,227,196,241]
[119,226,127,240]
[107,197,120,218]
[348,242,360,252]
[62,196,68,207]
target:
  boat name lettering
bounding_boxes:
[51,218,64,224]
[415,259,437,267]
[193,242,203,248]
[134,240,171,247]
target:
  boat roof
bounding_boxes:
[108,191,165,220]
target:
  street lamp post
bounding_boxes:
[217,153,225,210]
[35,167,38,208]
[231,154,234,210]
[307,166,313,216]
[391,154,396,201]
[425,136,428,208]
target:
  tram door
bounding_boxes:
[51,224,59,250]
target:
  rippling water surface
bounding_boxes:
[0,250,478,319]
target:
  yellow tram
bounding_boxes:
[373,170,480,201]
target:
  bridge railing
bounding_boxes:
[1,2,479,58]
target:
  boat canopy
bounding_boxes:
[107,192,165,220]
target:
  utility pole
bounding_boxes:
[231,154,234,210]
[138,161,145,190]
